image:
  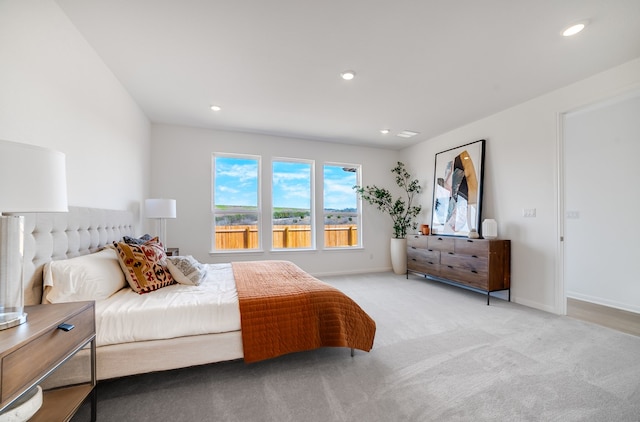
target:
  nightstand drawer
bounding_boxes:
[1,305,94,403]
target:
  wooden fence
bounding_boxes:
[215,225,358,249]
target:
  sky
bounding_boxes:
[214,156,357,210]
[323,164,357,210]
[214,156,258,208]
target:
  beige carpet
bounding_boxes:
[72,272,640,421]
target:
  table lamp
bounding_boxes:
[145,198,176,250]
[0,140,68,330]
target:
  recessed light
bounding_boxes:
[396,130,419,138]
[380,129,390,135]
[562,22,587,37]
[210,105,222,111]
[340,70,356,81]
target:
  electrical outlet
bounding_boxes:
[522,208,536,218]
[566,211,580,219]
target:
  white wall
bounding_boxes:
[151,124,402,275]
[0,0,150,223]
[564,90,640,313]
[400,57,640,313]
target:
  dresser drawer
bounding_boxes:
[407,234,429,249]
[407,246,440,263]
[427,236,455,253]
[454,238,489,256]
[438,265,489,290]
[1,305,94,402]
[441,253,488,273]
[407,259,441,275]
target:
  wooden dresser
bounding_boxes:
[407,234,511,304]
[0,301,96,421]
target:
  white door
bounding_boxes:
[562,89,640,314]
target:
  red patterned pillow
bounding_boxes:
[113,238,175,294]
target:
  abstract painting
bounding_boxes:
[430,139,485,237]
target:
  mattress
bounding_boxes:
[95,263,241,346]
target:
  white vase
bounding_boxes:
[482,219,498,239]
[390,237,407,275]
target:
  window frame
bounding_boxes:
[322,162,362,249]
[271,157,315,251]
[211,153,262,253]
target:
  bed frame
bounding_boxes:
[21,207,243,384]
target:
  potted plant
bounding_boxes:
[354,162,422,274]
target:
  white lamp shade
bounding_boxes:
[145,199,177,219]
[0,140,68,213]
[0,140,68,330]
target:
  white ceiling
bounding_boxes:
[56,0,640,150]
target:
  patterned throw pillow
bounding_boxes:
[166,255,207,286]
[113,237,175,294]
[121,234,153,245]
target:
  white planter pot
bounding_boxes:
[390,237,407,275]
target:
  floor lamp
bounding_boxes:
[145,198,176,250]
[0,140,68,330]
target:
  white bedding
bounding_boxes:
[95,263,241,347]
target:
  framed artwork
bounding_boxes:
[430,139,485,237]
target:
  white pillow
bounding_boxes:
[166,256,207,286]
[42,248,127,304]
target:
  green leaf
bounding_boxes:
[354,162,423,238]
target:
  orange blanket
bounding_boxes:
[232,260,376,363]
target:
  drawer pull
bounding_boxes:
[448,252,454,255]
[471,270,478,274]
[428,261,434,265]
[447,265,453,268]
[437,237,443,241]
[57,323,75,332]
[411,246,417,249]
[471,255,478,258]
[466,239,473,243]
[427,249,433,252]
[411,258,417,261]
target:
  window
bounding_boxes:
[212,154,361,252]
[272,159,313,249]
[212,154,260,251]
[323,163,361,248]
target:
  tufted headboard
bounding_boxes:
[18,206,134,306]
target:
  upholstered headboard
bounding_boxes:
[19,206,134,305]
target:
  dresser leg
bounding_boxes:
[487,292,490,306]
[91,388,97,422]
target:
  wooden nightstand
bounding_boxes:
[165,247,179,256]
[0,302,96,421]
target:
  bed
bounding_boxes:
[20,207,375,384]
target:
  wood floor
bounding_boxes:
[567,298,640,337]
